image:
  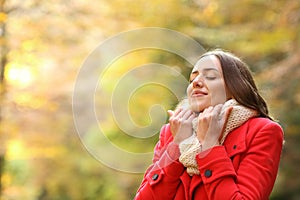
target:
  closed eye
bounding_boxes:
[204,76,216,80]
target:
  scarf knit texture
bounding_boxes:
[178,99,257,176]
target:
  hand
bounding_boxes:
[167,108,196,144]
[196,104,232,151]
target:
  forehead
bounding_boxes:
[192,55,222,72]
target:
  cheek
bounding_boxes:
[186,84,192,95]
[207,81,227,105]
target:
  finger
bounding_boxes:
[174,108,189,120]
[169,108,182,120]
[213,104,223,114]
[167,110,174,117]
[214,104,223,114]
[173,107,182,117]
[181,109,193,120]
[202,106,213,115]
[187,112,197,121]
[200,106,215,122]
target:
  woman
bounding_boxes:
[134,49,284,200]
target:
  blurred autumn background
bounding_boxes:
[0,0,299,199]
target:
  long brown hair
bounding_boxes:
[200,49,271,120]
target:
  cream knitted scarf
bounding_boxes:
[178,99,257,176]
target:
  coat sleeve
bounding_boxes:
[134,124,186,200]
[195,119,284,200]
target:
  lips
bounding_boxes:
[191,90,208,97]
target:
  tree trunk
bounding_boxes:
[0,0,7,197]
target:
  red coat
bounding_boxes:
[135,117,284,200]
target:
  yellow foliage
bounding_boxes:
[2,173,12,187]
[12,92,57,111]
[5,63,35,88]
[0,0,299,199]
[6,139,67,160]
[6,140,24,160]
[0,12,7,23]
[21,39,39,52]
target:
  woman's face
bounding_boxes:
[187,55,230,113]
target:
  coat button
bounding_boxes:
[233,145,237,149]
[204,169,212,178]
[152,173,159,181]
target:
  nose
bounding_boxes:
[192,75,204,88]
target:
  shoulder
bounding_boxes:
[226,117,284,147]
[224,117,284,157]
[244,117,284,144]
[247,117,283,133]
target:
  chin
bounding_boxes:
[188,96,210,111]
[189,101,209,113]
[190,104,204,113]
